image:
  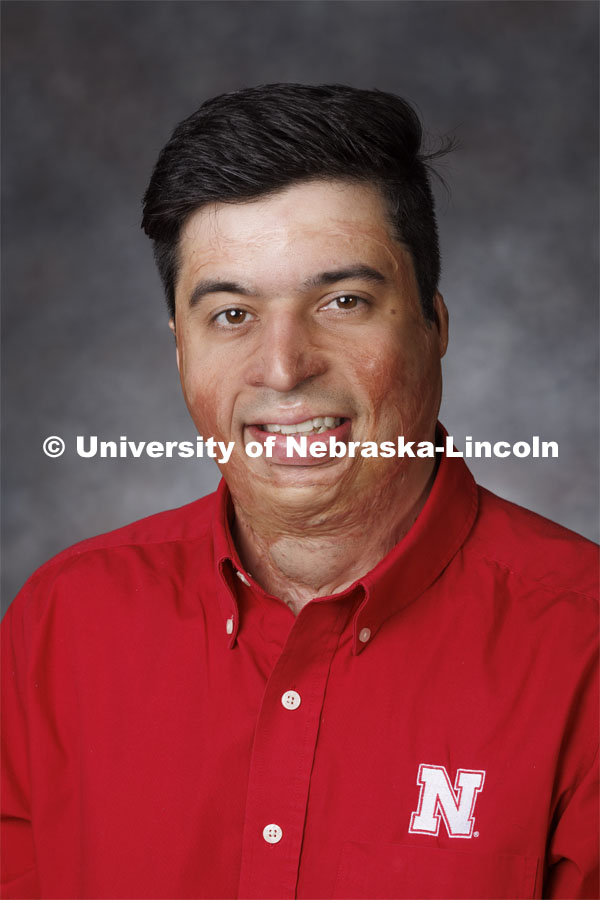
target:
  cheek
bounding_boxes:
[350,340,421,403]
[353,352,397,408]
[179,350,232,438]
[352,336,441,426]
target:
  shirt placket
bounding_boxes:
[237,598,350,899]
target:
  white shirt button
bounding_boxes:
[262,823,282,844]
[225,617,234,635]
[359,627,371,643]
[236,570,250,587]
[281,690,301,710]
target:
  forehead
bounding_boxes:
[175,180,408,295]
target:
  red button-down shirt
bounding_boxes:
[2,448,598,899]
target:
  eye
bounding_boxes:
[213,308,251,327]
[322,294,367,311]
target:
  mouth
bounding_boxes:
[260,415,343,435]
[244,416,352,465]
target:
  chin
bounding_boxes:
[262,456,352,485]
[241,460,347,508]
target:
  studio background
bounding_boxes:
[2,0,598,616]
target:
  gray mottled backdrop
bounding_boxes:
[2,0,598,615]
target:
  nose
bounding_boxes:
[245,311,327,392]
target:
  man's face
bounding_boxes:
[172,180,448,524]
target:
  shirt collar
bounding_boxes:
[212,424,478,653]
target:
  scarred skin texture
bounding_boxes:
[171,180,448,613]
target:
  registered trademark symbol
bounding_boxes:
[474,831,479,837]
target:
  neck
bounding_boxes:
[231,461,437,615]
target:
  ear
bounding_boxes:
[169,318,181,373]
[433,292,449,359]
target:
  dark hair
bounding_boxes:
[142,83,453,320]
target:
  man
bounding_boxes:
[2,84,598,899]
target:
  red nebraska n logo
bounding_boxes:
[409,764,486,839]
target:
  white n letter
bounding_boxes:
[409,764,485,838]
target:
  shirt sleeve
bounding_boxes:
[1,596,41,899]
[543,742,599,899]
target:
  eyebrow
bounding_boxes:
[302,264,388,290]
[187,264,388,308]
[188,280,252,308]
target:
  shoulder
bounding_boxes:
[35,490,217,568]
[5,491,220,624]
[455,488,598,756]
[466,486,598,603]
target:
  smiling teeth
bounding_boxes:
[263,416,341,435]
